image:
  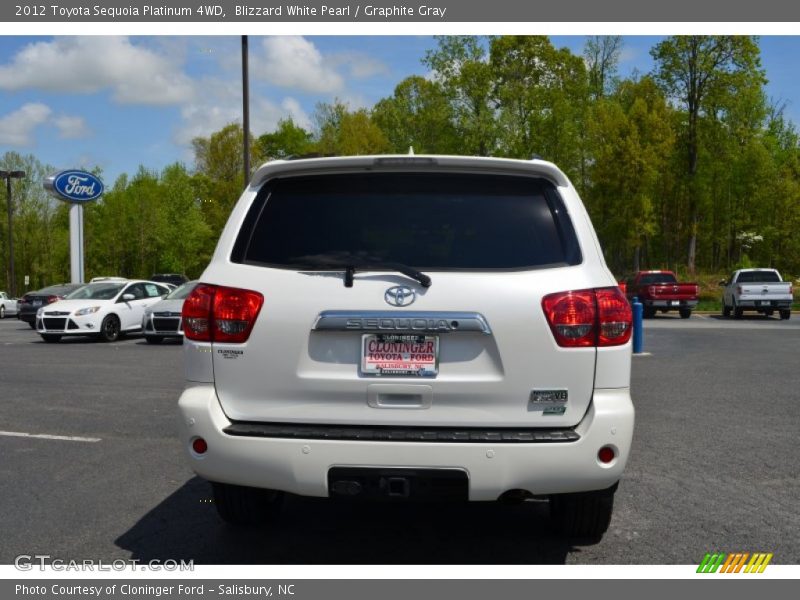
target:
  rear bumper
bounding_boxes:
[177,385,634,500]
[642,299,698,308]
[737,299,792,308]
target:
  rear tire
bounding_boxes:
[211,482,283,526]
[722,303,731,318]
[679,308,691,319]
[0,305,5,319]
[28,321,36,329]
[642,306,656,319]
[145,336,164,344]
[780,309,791,320]
[550,483,617,540]
[733,301,743,319]
[99,315,121,342]
[41,334,61,343]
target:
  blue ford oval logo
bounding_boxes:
[52,170,104,203]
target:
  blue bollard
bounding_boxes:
[632,296,643,354]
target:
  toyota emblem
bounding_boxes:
[384,286,416,307]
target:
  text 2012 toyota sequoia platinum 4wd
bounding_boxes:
[178,155,634,539]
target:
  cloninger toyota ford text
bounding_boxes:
[178,155,634,539]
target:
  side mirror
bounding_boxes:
[718,280,727,287]
[121,293,135,301]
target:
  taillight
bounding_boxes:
[18,296,28,305]
[596,287,633,346]
[542,287,632,348]
[737,285,742,295]
[47,295,60,303]
[648,285,656,296]
[182,284,263,343]
[213,286,264,343]
[541,290,596,347]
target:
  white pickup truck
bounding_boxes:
[721,268,793,319]
[0,291,18,319]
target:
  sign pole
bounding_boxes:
[69,203,84,284]
[44,170,103,285]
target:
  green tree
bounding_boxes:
[584,36,623,99]
[651,36,765,274]
[490,36,589,188]
[586,77,675,273]
[257,118,315,160]
[315,101,390,155]
[372,76,458,154]
[423,36,497,155]
[192,123,264,236]
[0,152,67,293]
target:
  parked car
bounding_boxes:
[0,291,18,319]
[142,280,198,344]
[720,268,793,319]
[625,270,699,318]
[36,280,171,342]
[177,154,634,539]
[16,283,84,328]
[150,273,189,287]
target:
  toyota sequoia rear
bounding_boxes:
[178,155,634,539]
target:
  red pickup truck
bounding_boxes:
[625,270,699,318]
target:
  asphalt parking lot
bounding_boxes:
[0,313,798,565]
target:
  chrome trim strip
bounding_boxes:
[312,311,492,334]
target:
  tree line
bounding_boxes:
[2,35,799,294]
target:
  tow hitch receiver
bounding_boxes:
[328,467,468,502]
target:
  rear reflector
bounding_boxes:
[183,284,264,343]
[542,287,632,347]
[192,438,208,454]
[598,446,615,464]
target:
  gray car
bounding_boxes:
[141,280,197,344]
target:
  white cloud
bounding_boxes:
[53,115,90,140]
[280,97,312,130]
[173,78,304,147]
[253,37,344,94]
[0,103,52,146]
[328,51,390,80]
[0,36,194,105]
[0,103,92,147]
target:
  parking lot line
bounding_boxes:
[0,430,101,443]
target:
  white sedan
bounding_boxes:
[36,280,171,342]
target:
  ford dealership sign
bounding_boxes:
[45,170,104,203]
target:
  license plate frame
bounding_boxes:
[360,333,439,377]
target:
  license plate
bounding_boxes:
[670,301,680,306]
[361,334,438,377]
[759,300,771,307]
[32,300,42,306]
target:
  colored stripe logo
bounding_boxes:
[697,552,773,573]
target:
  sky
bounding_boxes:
[2,35,800,184]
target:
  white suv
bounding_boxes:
[178,155,634,539]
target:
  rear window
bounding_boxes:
[737,270,781,283]
[638,273,677,285]
[232,173,581,270]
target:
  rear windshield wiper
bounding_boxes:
[344,262,432,289]
[291,254,431,288]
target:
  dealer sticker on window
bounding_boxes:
[361,334,439,377]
